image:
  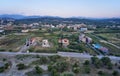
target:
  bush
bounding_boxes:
[0,67,4,73]
[101,57,111,66]
[107,62,113,69]
[48,61,69,73]
[51,68,59,76]
[72,67,80,73]
[35,65,43,74]
[16,63,26,70]
[49,55,61,62]
[112,70,119,76]
[84,66,90,74]
[39,57,49,64]
[4,63,10,69]
[98,71,104,75]
[83,60,90,65]
[0,49,5,52]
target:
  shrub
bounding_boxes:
[35,65,43,74]
[16,63,26,70]
[112,70,119,76]
[0,67,4,73]
[83,60,90,65]
[98,71,104,75]
[72,67,80,73]
[84,66,90,74]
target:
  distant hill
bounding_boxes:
[0,14,120,26]
[0,14,60,19]
[0,14,26,19]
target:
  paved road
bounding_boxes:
[0,52,119,61]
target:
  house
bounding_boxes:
[0,30,4,33]
[99,47,109,54]
[58,38,69,47]
[80,27,88,32]
[79,34,85,41]
[30,38,36,44]
[79,34,92,43]
[86,37,92,43]
[92,44,109,54]
[42,39,50,47]
[21,29,29,33]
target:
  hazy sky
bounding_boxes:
[0,0,120,18]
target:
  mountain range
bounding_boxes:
[0,14,61,19]
[0,14,120,20]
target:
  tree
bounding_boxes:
[72,67,80,73]
[101,57,111,66]
[4,63,10,69]
[35,65,43,74]
[91,56,99,64]
[83,60,90,65]
[91,56,103,68]
[84,66,90,74]
[16,63,26,70]
[72,62,80,73]
[51,68,59,76]
[98,71,105,76]
[95,60,103,68]
[107,62,113,69]
[112,70,119,76]
[73,62,79,67]
[56,61,68,72]
[39,56,48,64]
[0,67,4,73]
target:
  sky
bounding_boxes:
[0,0,120,18]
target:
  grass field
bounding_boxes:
[0,34,27,52]
[96,33,120,46]
[86,33,120,56]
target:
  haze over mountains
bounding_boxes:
[0,14,120,20]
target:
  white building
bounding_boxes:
[21,30,29,33]
[80,27,88,32]
[42,39,50,47]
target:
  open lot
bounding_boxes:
[96,33,120,46]
[0,34,27,52]
[86,33,120,56]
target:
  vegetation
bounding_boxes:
[16,63,26,70]
[112,70,119,76]
[0,62,10,73]
[35,65,43,74]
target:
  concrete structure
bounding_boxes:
[92,44,109,54]
[80,27,88,32]
[58,38,69,47]
[79,34,92,43]
[0,30,4,33]
[42,39,50,47]
[21,30,29,33]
